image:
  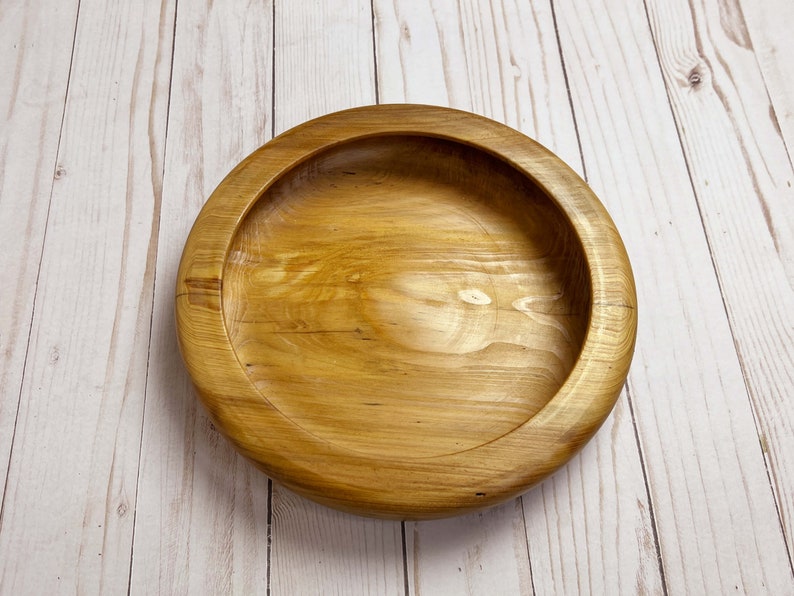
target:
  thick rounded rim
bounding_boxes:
[175,104,637,519]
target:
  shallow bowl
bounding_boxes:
[176,105,637,519]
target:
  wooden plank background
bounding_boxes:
[1,0,792,593]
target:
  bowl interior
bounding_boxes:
[222,135,592,459]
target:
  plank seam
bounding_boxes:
[734,1,794,172]
[625,383,669,596]
[266,4,276,595]
[401,521,409,596]
[551,0,670,591]
[370,0,380,105]
[548,0,587,181]
[266,478,273,596]
[126,0,180,591]
[639,0,794,574]
[519,496,537,596]
[0,0,82,535]
[271,0,276,139]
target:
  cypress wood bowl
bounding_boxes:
[176,104,637,519]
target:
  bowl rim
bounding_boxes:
[176,104,637,519]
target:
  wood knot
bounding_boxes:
[687,68,703,88]
[54,165,66,179]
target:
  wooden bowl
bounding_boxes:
[176,105,637,519]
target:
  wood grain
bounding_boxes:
[645,0,794,568]
[554,0,794,592]
[265,3,407,594]
[0,0,79,500]
[522,397,664,595]
[270,488,404,595]
[0,0,174,592]
[222,134,591,459]
[739,0,794,156]
[177,105,637,519]
[129,0,273,593]
[274,0,377,132]
[374,0,662,592]
[403,499,532,595]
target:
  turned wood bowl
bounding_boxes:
[176,105,637,519]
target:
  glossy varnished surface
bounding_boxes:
[223,135,591,458]
[177,105,637,518]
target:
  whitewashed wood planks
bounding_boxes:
[274,0,378,132]
[374,0,663,593]
[0,0,174,592]
[739,0,794,156]
[268,2,405,594]
[270,489,404,596]
[403,500,532,596]
[0,0,79,497]
[522,400,664,595]
[645,0,794,568]
[129,1,273,594]
[554,0,793,592]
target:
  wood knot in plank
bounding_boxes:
[687,68,703,88]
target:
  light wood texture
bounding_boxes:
[268,3,406,594]
[0,0,79,499]
[645,0,794,566]
[177,105,637,518]
[270,488,404,595]
[374,0,662,592]
[2,0,793,593]
[739,0,794,155]
[129,0,272,593]
[403,499,532,595]
[274,0,377,132]
[554,0,794,592]
[223,135,589,457]
[0,0,174,592]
